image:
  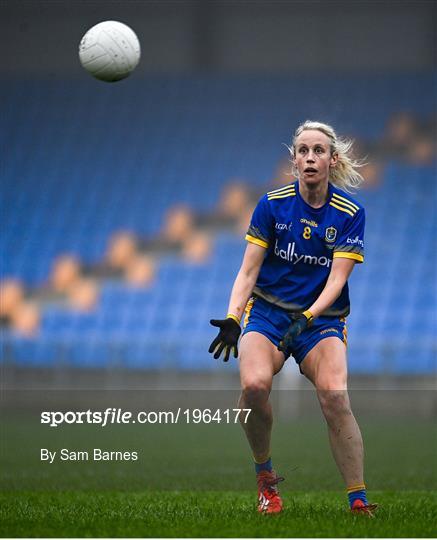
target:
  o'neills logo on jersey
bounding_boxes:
[300,218,318,227]
[274,240,332,267]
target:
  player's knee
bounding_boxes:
[317,389,351,420]
[240,380,270,406]
[315,374,347,394]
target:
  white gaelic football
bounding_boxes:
[79,21,141,82]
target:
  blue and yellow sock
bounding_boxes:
[347,483,368,508]
[254,457,272,474]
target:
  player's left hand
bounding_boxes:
[278,311,313,353]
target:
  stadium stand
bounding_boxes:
[1,75,436,373]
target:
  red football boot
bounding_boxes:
[351,499,378,517]
[257,470,284,514]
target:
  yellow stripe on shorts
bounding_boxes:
[341,317,348,346]
[243,297,255,329]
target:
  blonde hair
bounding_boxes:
[288,120,365,193]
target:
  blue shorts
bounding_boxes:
[241,296,347,368]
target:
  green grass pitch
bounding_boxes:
[1,414,436,537]
[2,490,436,538]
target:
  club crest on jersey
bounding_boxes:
[325,226,337,243]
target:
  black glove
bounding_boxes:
[209,317,241,362]
[278,311,313,353]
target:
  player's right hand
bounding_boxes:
[208,317,242,362]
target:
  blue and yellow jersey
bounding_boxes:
[245,181,365,317]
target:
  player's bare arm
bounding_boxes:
[209,243,265,362]
[307,257,356,319]
[278,258,356,352]
[226,242,265,321]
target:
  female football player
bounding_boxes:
[209,121,377,516]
